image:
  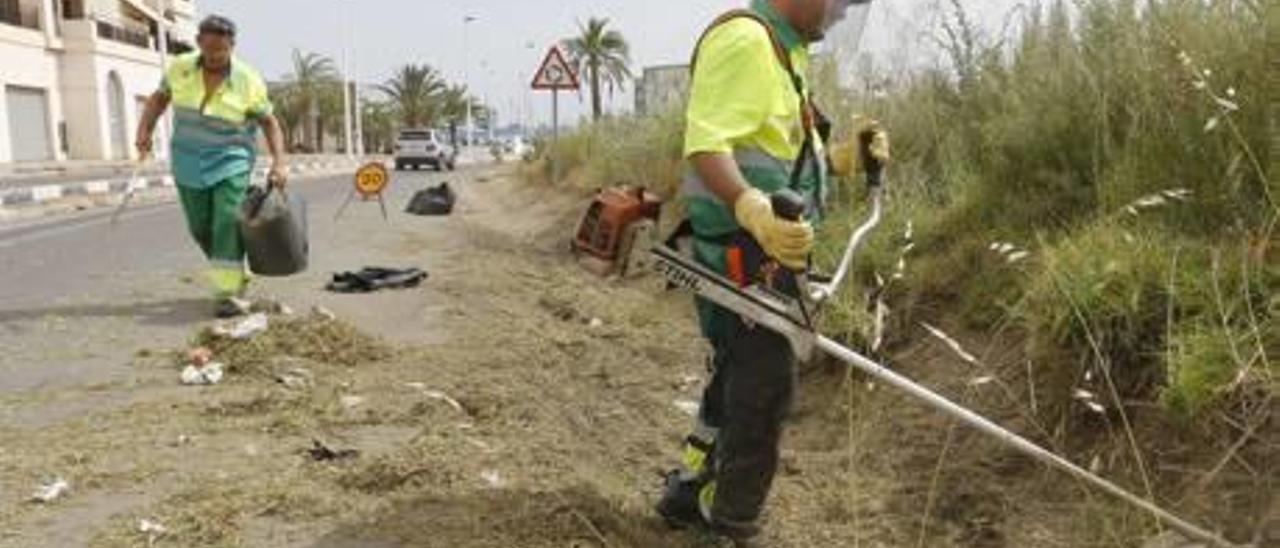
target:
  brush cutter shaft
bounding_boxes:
[817,336,1239,548]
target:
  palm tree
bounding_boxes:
[269,82,304,150]
[317,82,347,152]
[361,99,397,154]
[283,50,338,152]
[378,64,447,128]
[562,18,633,121]
[438,84,486,145]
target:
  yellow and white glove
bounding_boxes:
[734,187,814,271]
[829,115,891,177]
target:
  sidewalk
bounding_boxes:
[0,156,372,210]
[0,151,488,221]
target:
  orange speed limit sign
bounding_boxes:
[354,162,389,197]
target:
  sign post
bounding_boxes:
[530,46,579,185]
[552,88,559,183]
[336,161,391,221]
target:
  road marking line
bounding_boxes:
[84,181,111,194]
[31,185,63,202]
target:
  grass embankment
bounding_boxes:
[529,0,1275,545]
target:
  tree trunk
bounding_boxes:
[304,99,318,153]
[590,60,602,121]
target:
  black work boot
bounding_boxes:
[655,470,706,528]
[709,519,763,548]
[215,297,250,319]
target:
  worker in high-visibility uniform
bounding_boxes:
[135,15,288,318]
[656,0,889,543]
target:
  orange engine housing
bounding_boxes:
[572,186,662,261]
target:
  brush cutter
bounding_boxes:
[651,150,1244,548]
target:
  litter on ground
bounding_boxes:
[227,313,269,339]
[307,440,360,462]
[673,400,700,417]
[480,470,505,489]
[180,362,225,385]
[138,518,166,535]
[186,347,213,367]
[420,389,466,413]
[31,478,69,503]
[275,368,314,390]
[312,306,337,321]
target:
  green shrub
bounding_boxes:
[524,109,686,197]
[1160,322,1253,417]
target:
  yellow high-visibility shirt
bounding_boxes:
[683,17,811,163]
[161,53,273,188]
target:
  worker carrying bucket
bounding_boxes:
[654,0,886,544]
[135,15,293,318]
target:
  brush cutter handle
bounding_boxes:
[770,188,807,221]
[859,129,884,188]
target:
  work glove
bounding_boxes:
[829,115,890,177]
[733,187,814,271]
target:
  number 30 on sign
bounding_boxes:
[355,162,389,198]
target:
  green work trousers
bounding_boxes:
[176,173,250,298]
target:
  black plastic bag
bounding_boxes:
[406,182,456,216]
[325,267,428,293]
[240,185,309,276]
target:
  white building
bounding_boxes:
[634,64,690,117]
[0,0,198,164]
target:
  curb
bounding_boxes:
[0,160,365,210]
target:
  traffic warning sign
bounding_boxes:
[530,46,579,91]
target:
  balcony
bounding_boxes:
[0,0,42,31]
[95,18,148,48]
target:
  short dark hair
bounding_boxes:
[198,15,236,38]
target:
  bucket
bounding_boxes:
[240,185,308,276]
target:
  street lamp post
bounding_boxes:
[463,13,476,148]
[339,0,353,157]
[351,7,363,156]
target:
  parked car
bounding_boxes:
[394,129,457,171]
[504,136,529,158]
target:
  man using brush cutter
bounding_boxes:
[652,1,1244,545]
[655,0,888,543]
[135,15,288,318]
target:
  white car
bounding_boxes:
[504,136,529,158]
[395,129,457,171]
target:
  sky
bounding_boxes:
[198,0,1017,129]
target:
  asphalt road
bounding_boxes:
[0,166,471,396]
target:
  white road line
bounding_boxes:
[84,180,111,194]
[30,185,63,202]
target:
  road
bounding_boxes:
[0,167,460,395]
[0,161,728,548]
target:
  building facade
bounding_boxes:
[0,0,197,164]
[634,64,690,117]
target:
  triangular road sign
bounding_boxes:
[531,46,580,91]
